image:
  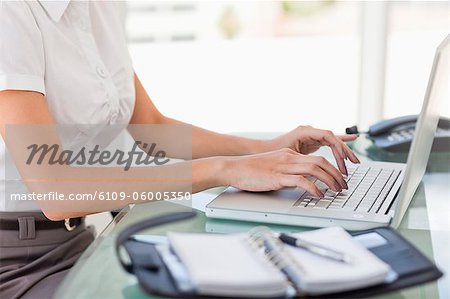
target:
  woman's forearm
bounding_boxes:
[161,116,269,158]
[30,156,229,220]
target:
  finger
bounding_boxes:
[337,135,360,163]
[331,145,348,175]
[301,129,348,174]
[309,156,347,189]
[302,164,343,192]
[338,134,358,142]
[320,132,349,175]
[321,138,347,175]
[279,163,342,192]
[337,138,360,164]
[281,175,323,198]
[343,143,360,164]
[309,129,346,156]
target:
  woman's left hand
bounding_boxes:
[263,126,360,175]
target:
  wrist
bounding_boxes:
[192,156,235,191]
[213,156,236,187]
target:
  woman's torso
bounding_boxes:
[0,1,135,212]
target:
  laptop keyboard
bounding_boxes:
[294,166,401,213]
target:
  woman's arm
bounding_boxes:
[0,90,224,219]
[130,74,265,158]
[0,89,350,220]
[130,74,359,175]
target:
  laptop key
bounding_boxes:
[306,176,317,182]
[371,170,400,213]
[357,203,372,211]
[325,190,338,197]
[344,198,361,209]
[328,204,343,209]
[316,180,328,191]
[313,200,332,209]
[306,198,320,207]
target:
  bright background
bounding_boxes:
[126,1,449,134]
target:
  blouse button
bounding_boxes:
[96,66,107,78]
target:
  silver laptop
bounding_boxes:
[206,35,449,230]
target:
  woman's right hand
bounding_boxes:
[221,148,348,197]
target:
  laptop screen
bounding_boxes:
[391,35,449,227]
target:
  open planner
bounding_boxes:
[163,226,392,297]
[115,212,443,298]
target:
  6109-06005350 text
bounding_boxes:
[10,191,192,202]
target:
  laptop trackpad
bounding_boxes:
[209,187,306,213]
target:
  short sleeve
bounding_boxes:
[0,1,45,94]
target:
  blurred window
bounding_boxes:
[126,1,448,133]
[384,1,449,119]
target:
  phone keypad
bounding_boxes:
[387,129,415,142]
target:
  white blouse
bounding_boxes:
[0,0,135,211]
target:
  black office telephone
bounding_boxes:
[346,115,450,152]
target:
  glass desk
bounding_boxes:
[55,136,450,299]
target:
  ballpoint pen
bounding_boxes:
[278,233,353,264]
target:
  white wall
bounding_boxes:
[130,36,359,134]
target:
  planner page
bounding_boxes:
[168,232,287,297]
[286,226,391,295]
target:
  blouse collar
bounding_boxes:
[38,0,70,22]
